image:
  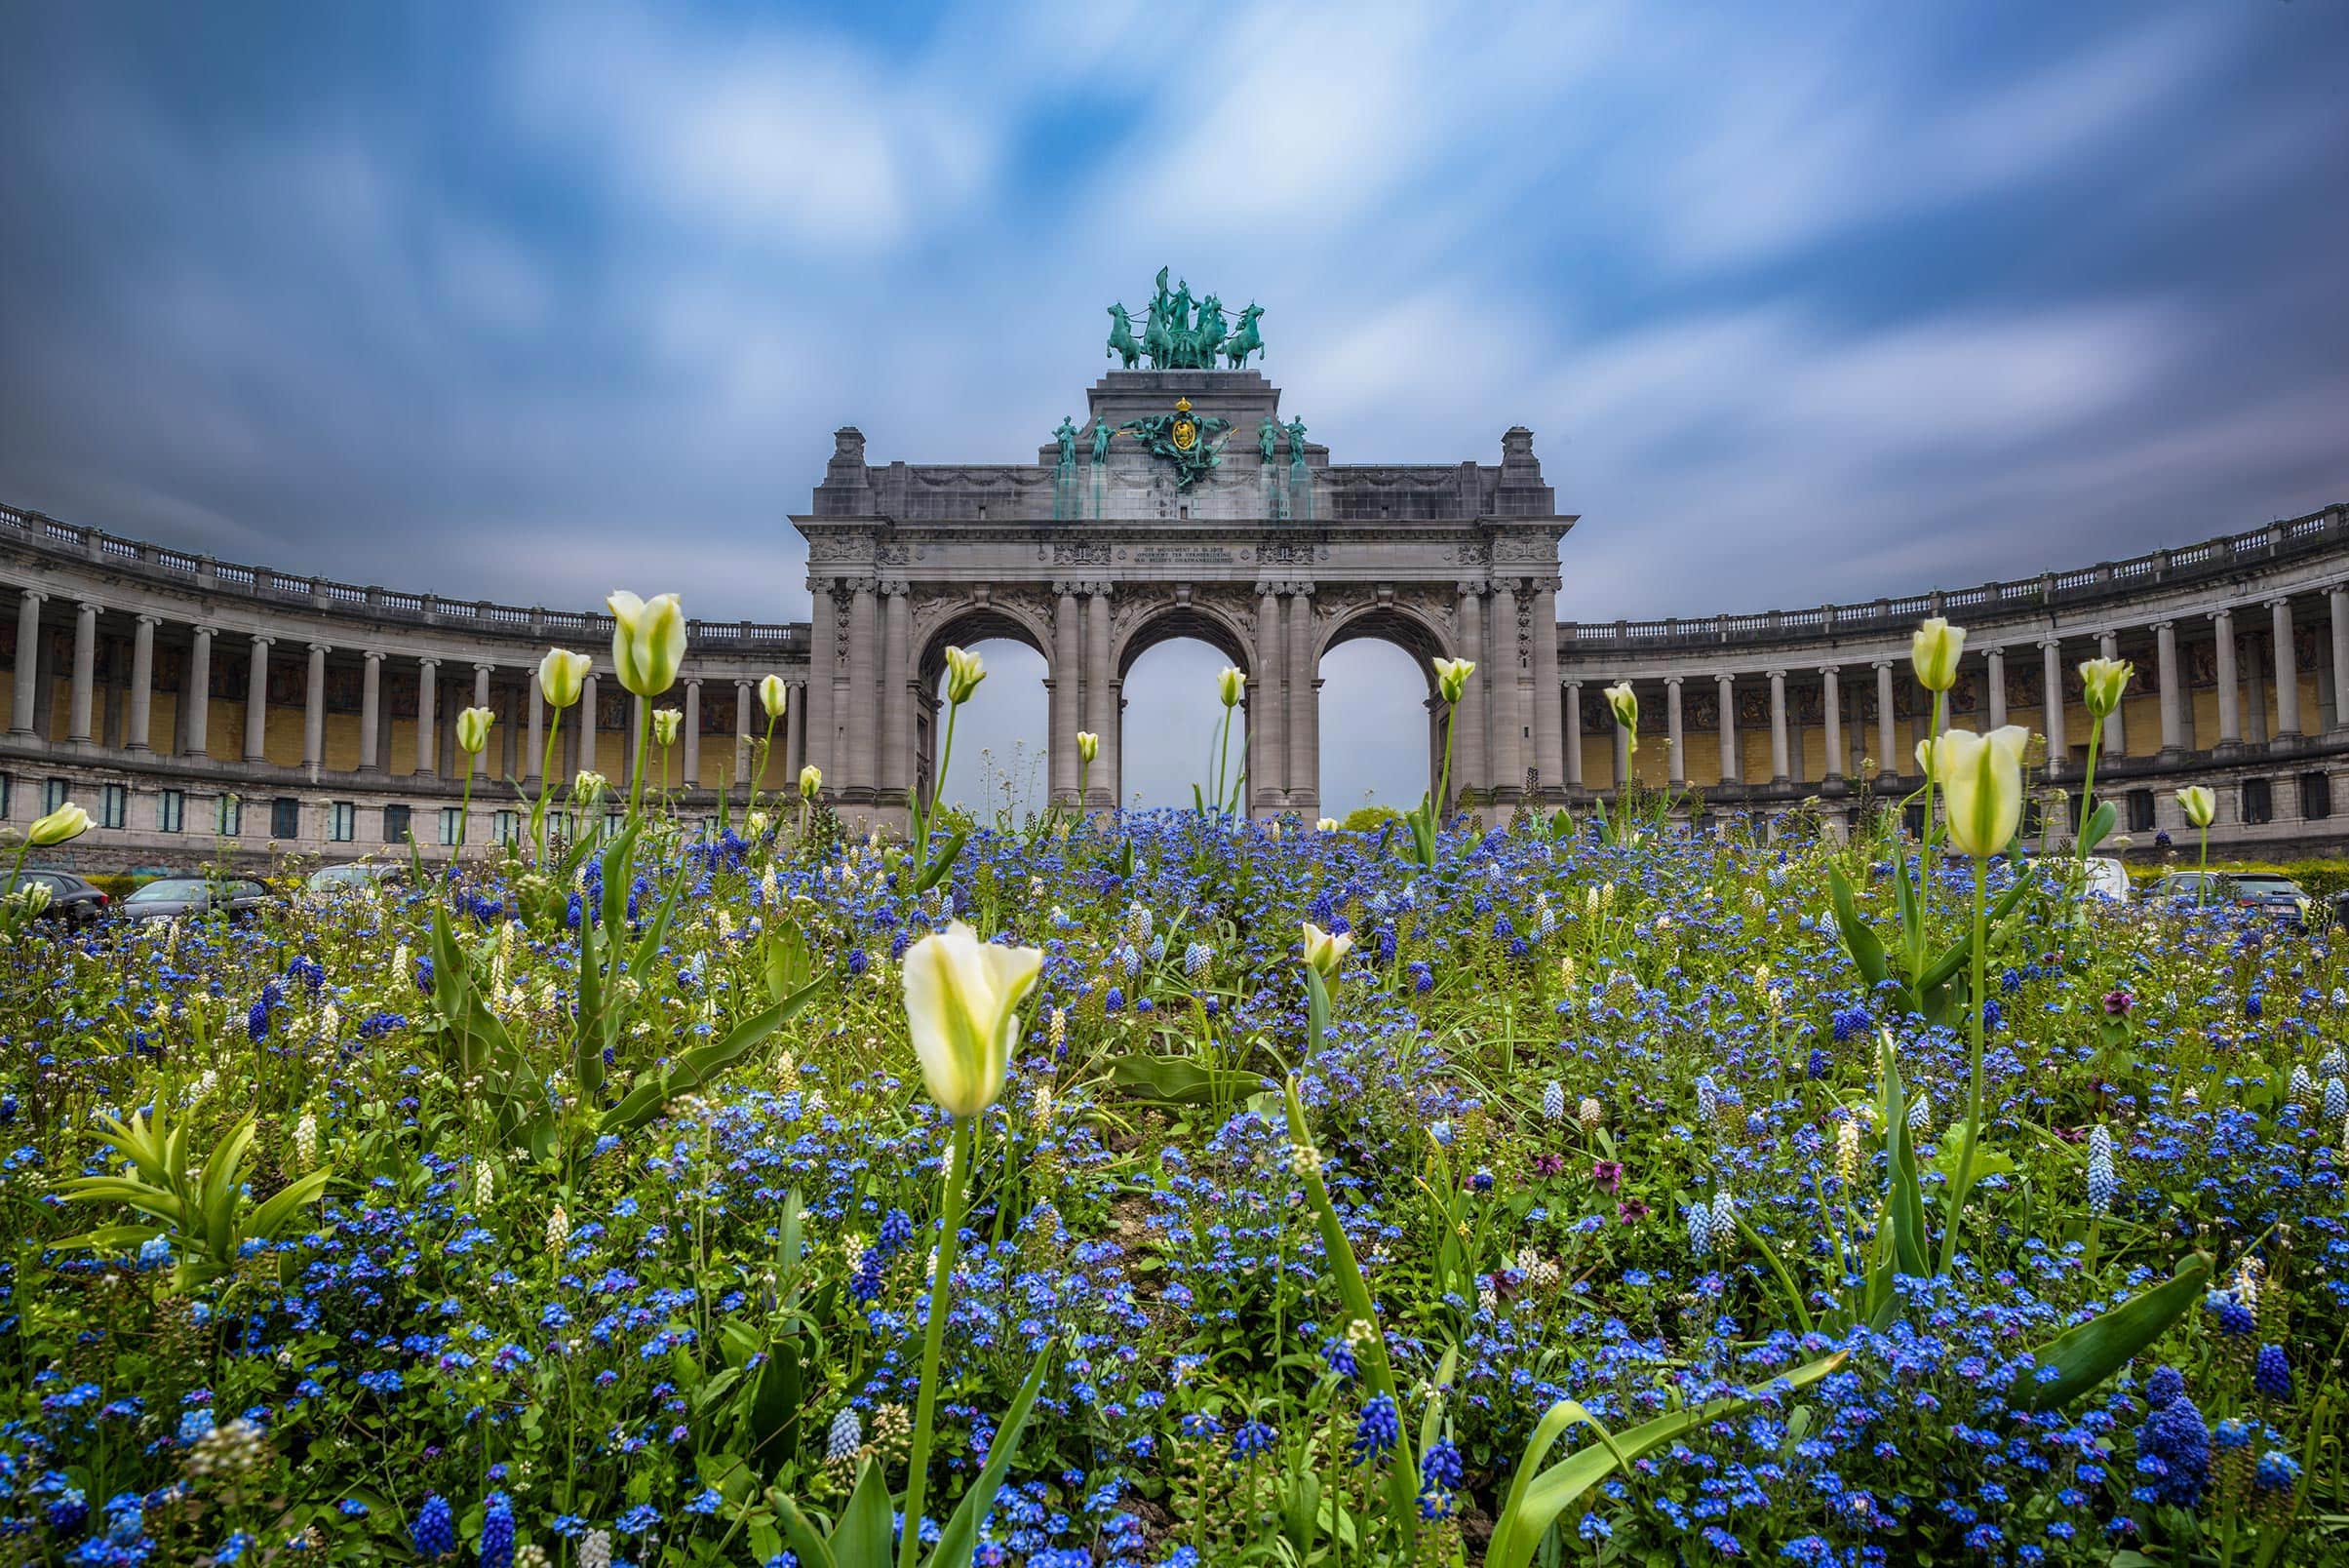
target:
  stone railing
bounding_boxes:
[0,501,811,655]
[1559,503,2349,652]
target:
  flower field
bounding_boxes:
[3,619,2344,1568]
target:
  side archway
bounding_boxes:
[912,599,1054,817]
[1319,602,1453,815]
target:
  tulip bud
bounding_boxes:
[651,708,682,747]
[11,880,52,917]
[2078,656,2134,719]
[1914,735,1938,778]
[26,802,93,847]
[943,646,987,705]
[1603,682,1638,745]
[1217,666,1246,708]
[1316,817,1339,833]
[1302,921,1353,977]
[1076,731,1099,764]
[537,648,593,709]
[799,764,822,801]
[901,921,1043,1118]
[1432,657,1475,705]
[2176,785,2216,829]
[456,706,494,757]
[759,674,789,721]
[1910,616,1966,692]
[606,591,686,698]
[573,770,607,801]
[1935,725,2030,858]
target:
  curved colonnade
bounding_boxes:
[5,495,2347,869]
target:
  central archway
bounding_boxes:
[1320,603,1450,815]
[914,603,1052,819]
[1115,602,1256,811]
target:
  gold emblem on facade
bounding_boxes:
[1171,397,1197,451]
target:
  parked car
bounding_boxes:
[119,873,275,924]
[2082,856,2130,903]
[303,861,406,898]
[2149,870,2310,924]
[3,870,111,928]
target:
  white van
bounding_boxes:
[2082,856,2131,903]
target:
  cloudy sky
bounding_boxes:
[2,3,2344,810]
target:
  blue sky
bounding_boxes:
[2,3,2345,809]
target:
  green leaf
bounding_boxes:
[1825,864,1890,988]
[923,1349,1056,1568]
[248,1168,334,1240]
[1105,1054,1265,1107]
[2012,1253,2212,1411]
[596,972,834,1135]
[771,1493,842,1568]
[745,1336,803,1475]
[2081,799,2118,854]
[1486,1352,1848,1568]
[912,831,966,894]
[829,1457,895,1568]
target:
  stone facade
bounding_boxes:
[3,357,2346,870]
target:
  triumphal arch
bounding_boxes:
[793,272,1574,822]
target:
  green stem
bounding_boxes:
[920,698,961,870]
[532,708,565,866]
[2197,824,2209,911]
[454,758,475,866]
[1939,857,1991,1274]
[628,698,651,820]
[897,1115,976,1568]
[1914,689,1946,980]
[1436,696,1460,823]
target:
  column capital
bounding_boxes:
[683,675,703,689]
[2208,607,2235,625]
[76,598,102,616]
[1662,674,1684,687]
[2036,637,2063,650]
[362,647,387,663]
[135,611,162,627]
[473,660,496,674]
[2150,619,2173,633]
[2265,595,2294,611]
[1982,643,2006,659]
[417,654,441,670]
[733,676,754,690]
[1454,579,1484,598]
[1715,670,1736,686]
[1766,668,1786,681]
[17,587,44,605]
[1253,579,1282,598]
[1052,579,1086,598]
[1286,580,1315,599]
[879,576,911,598]
[1563,677,1583,690]
[1084,581,1114,600]
[309,641,333,655]
[1871,656,1896,670]
[249,633,274,648]
[1818,663,1840,679]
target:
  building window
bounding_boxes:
[439,806,463,845]
[330,802,357,843]
[44,778,69,814]
[492,808,520,845]
[605,810,625,841]
[270,797,301,840]
[2300,771,2331,821]
[100,783,128,830]
[2242,777,2274,826]
[157,789,184,834]
[2126,789,2154,834]
[216,794,242,836]
[382,804,412,843]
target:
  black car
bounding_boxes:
[4,870,111,928]
[119,873,275,924]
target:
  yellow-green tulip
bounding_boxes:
[651,708,682,747]
[1603,682,1638,735]
[573,770,607,800]
[1914,736,1938,778]
[1302,921,1353,977]
[799,764,823,801]
[1316,816,1339,833]
[759,674,789,720]
[1217,666,1246,708]
[537,648,593,709]
[901,921,1043,1118]
[2078,656,2134,719]
[456,706,495,756]
[943,646,987,704]
[1934,725,2030,858]
[1910,617,1966,692]
[2176,785,2215,829]
[10,880,51,917]
[607,591,686,698]
[26,802,93,847]
[1433,657,1475,704]
[1076,731,1099,764]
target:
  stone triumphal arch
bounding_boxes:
[795,284,1573,824]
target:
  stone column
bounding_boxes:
[243,635,273,762]
[1984,647,2007,730]
[2270,597,2301,743]
[682,679,701,786]
[786,680,807,776]
[732,681,754,786]
[2039,640,2066,769]
[1252,583,1286,811]
[1053,585,1084,805]
[805,580,837,784]
[359,651,384,772]
[1613,719,1630,789]
[8,590,40,738]
[1562,680,1584,788]
[2154,621,2185,756]
[1820,666,1843,782]
[1872,660,1896,776]
[845,581,879,796]
[1664,676,1686,785]
[2097,632,2126,756]
[68,601,98,744]
[1716,672,1739,785]
[415,655,439,776]
[126,614,157,751]
[2330,584,2349,734]
[1084,586,1116,808]
[185,625,213,757]
[881,582,911,800]
[1767,669,1789,782]
[304,643,329,771]
[1454,585,1486,797]
[2211,610,2240,750]
[1286,585,1318,814]
[521,666,540,781]
[499,679,518,782]
[1489,578,1523,797]
[1529,577,1563,796]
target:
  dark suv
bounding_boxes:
[4,870,111,928]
